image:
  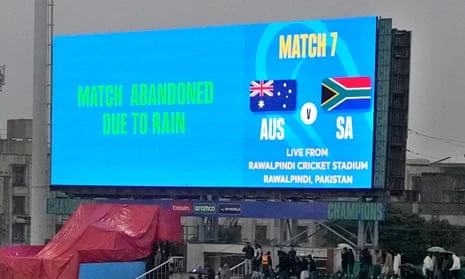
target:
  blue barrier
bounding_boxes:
[79,261,146,279]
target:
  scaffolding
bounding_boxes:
[373,18,412,193]
[386,29,412,192]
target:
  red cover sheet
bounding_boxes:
[0,204,181,279]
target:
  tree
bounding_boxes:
[323,206,465,265]
[379,207,464,264]
[378,207,429,264]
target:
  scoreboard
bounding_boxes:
[51,16,377,189]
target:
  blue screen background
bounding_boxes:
[52,16,377,189]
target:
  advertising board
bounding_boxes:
[46,199,386,221]
[51,16,377,189]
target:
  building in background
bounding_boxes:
[0,119,32,245]
[180,216,324,247]
[393,158,465,225]
[404,158,465,202]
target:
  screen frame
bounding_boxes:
[50,16,380,191]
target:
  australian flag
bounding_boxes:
[249,79,297,112]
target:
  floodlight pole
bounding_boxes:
[31,0,51,245]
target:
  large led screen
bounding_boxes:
[52,16,378,189]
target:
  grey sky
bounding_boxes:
[1,0,464,161]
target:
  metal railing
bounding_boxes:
[230,261,245,279]
[135,256,185,279]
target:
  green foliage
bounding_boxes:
[378,207,428,264]
[379,207,464,264]
[323,206,465,265]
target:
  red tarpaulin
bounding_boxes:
[0,204,181,279]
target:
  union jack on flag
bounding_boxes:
[249,79,297,112]
[249,80,275,98]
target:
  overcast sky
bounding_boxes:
[0,0,464,161]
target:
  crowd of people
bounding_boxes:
[341,248,356,276]
[368,248,402,279]
[422,252,461,279]
[354,248,462,279]
[239,244,413,279]
[239,242,381,279]
[149,240,463,279]
[242,242,318,279]
[338,247,373,279]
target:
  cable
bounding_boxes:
[408,129,465,147]
[408,129,465,148]
[409,128,465,145]
[380,227,465,232]
[406,149,437,160]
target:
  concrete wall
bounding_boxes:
[7,119,32,140]
[404,160,465,194]
[0,135,32,244]
[416,174,465,203]
[186,243,244,269]
[186,243,328,272]
[392,202,465,226]
[404,159,443,191]
[0,119,54,245]
[0,140,31,155]
[398,161,465,226]
[420,214,465,226]
[182,216,323,247]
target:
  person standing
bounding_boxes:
[393,252,402,277]
[423,253,434,279]
[221,263,231,279]
[308,254,317,279]
[359,248,372,279]
[341,248,349,276]
[433,253,443,279]
[288,249,299,278]
[373,250,383,279]
[348,249,355,277]
[262,251,273,279]
[242,242,255,277]
[278,250,290,279]
[299,255,309,279]
[450,253,461,279]
[254,243,263,273]
[381,250,393,279]
[441,253,453,279]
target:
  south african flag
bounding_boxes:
[321,76,372,111]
